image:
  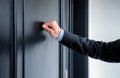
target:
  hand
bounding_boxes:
[42,20,61,39]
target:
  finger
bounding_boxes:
[42,25,52,33]
[44,20,56,27]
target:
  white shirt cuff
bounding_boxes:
[57,29,64,41]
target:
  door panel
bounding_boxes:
[0,0,11,78]
[24,0,59,78]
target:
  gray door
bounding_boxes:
[0,0,11,78]
[23,0,59,78]
[0,0,59,78]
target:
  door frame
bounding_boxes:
[59,0,88,78]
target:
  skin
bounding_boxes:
[42,20,61,39]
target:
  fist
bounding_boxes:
[42,20,61,39]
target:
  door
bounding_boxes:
[23,0,59,78]
[1,0,60,78]
[0,0,11,78]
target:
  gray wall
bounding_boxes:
[89,0,120,78]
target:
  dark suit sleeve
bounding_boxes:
[60,31,120,62]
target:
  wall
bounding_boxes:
[89,0,120,78]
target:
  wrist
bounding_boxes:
[57,29,62,38]
[57,29,64,41]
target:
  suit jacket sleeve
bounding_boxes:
[60,31,120,62]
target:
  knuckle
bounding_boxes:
[52,20,56,23]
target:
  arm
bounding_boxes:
[60,31,120,62]
[42,20,120,62]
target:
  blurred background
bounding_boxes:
[89,0,120,78]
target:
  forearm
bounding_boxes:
[59,31,120,62]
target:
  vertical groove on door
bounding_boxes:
[59,0,63,78]
[68,0,74,78]
[10,0,17,78]
[10,0,14,77]
[22,0,25,78]
[13,0,18,77]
